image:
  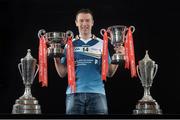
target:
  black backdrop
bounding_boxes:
[0,0,180,117]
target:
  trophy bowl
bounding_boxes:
[38,29,68,58]
[101,25,135,64]
[107,25,127,45]
[45,32,66,45]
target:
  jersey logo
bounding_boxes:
[94,59,98,64]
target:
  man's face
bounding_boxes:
[75,13,94,35]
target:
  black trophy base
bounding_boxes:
[133,100,162,115]
[111,54,125,64]
[12,97,41,114]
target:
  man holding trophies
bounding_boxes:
[54,8,125,115]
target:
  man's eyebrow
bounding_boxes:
[79,18,91,20]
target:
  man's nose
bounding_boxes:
[82,21,87,25]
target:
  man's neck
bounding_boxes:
[79,33,92,40]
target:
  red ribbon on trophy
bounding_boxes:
[124,27,137,78]
[38,35,48,87]
[101,30,109,81]
[67,36,76,93]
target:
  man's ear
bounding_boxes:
[75,20,78,27]
[92,20,94,26]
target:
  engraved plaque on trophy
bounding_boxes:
[12,49,41,114]
[133,51,162,115]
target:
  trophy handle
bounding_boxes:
[38,29,46,39]
[34,64,39,80]
[100,29,111,40]
[18,63,23,78]
[124,26,135,44]
[66,30,74,39]
[129,26,135,33]
[100,29,106,36]
[137,65,143,81]
[152,64,158,80]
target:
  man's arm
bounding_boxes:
[54,58,67,78]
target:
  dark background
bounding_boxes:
[0,0,180,116]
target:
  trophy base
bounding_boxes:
[133,100,162,115]
[111,54,125,64]
[12,96,41,114]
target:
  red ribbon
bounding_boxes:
[124,27,137,78]
[38,35,48,87]
[101,31,109,81]
[67,36,76,93]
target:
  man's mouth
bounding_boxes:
[81,27,89,30]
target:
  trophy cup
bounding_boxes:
[12,49,41,114]
[100,25,135,64]
[133,50,162,115]
[38,29,74,58]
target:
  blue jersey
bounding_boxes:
[61,37,111,95]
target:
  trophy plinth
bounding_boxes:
[133,100,162,115]
[12,97,41,114]
[133,50,162,115]
[12,49,41,114]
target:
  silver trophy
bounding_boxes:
[12,49,41,114]
[133,51,162,115]
[100,25,135,64]
[38,29,74,58]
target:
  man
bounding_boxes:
[54,8,125,114]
